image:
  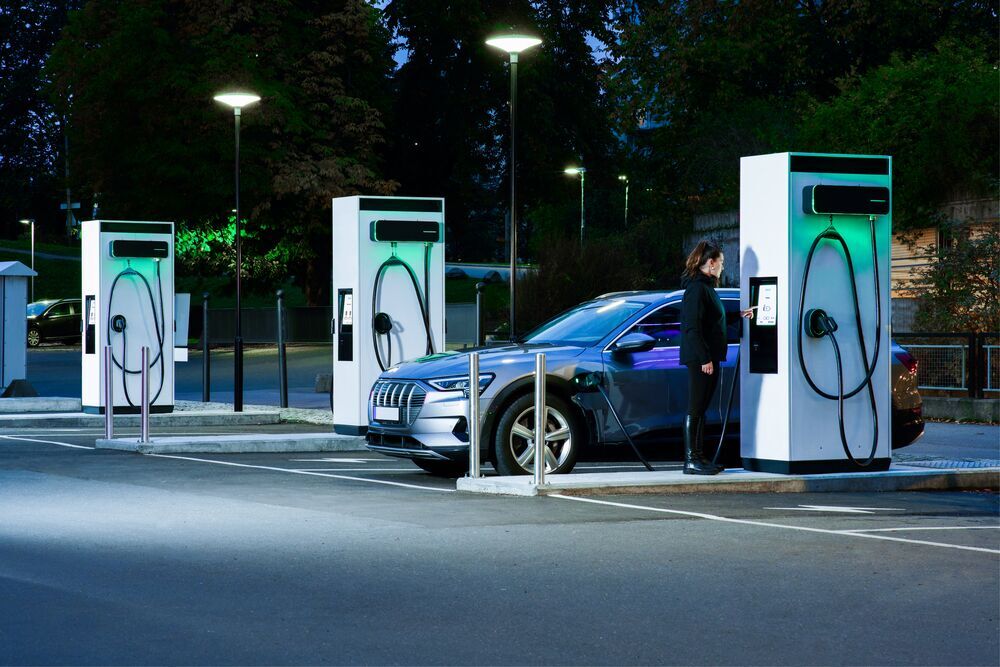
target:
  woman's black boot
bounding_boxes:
[695,415,724,472]
[684,416,722,475]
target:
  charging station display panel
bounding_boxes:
[748,277,778,374]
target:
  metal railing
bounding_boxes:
[894,332,999,398]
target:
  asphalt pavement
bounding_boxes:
[1,422,998,665]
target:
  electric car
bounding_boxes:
[26,299,82,347]
[365,289,924,476]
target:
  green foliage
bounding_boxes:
[45,0,397,305]
[609,0,998,214]
[914,224,1000,333]
[798,41,998,229]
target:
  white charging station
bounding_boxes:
[0,261,37,396]
[82,220,175,414]
[332,196,445,435]
[740,153,892,473]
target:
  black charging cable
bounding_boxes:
[371,244,435,371]
[575,372,654,471]
[107,260,166,406]
[797,217,881,466]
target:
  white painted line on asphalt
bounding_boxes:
[550,494,1000,555]
[291,468,427,472]
[763,505,905,514]
[0,435,94,450]
[148,454,454,493]
[840,526,1000,533]
[289,458,382,463]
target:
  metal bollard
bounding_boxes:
[468,352,481,478]
[103,345,114,439]
[474,282,486,346]
[140,346,150,443]
[533,352,546,486]
[277,289,288,408]
[202,291,210,402]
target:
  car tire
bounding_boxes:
[493,393,580,476]
[412,458,467,478]
[27,329,41,347]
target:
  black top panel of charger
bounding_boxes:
[370,219,441,243]
[803,185,890,216]
[110,240,169,258]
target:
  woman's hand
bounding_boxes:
[740,307,755,319]
[701,362,714,375]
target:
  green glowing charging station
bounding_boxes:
[740,153,892,473]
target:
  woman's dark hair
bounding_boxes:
[683,240,723,285]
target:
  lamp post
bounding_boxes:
[213,91,260,412]
[19,219,34,301]
[618,174,629,228]
[485,32,541,342]
[564,167,586,246]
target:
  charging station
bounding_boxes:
[82,220,175,414]
[332,196,445,435]
[740,153,892,473]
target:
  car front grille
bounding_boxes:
[369,380,426,425]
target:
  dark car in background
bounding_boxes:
[27,299,82,347]
[366,289,925,476]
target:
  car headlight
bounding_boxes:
[428,373,495,394]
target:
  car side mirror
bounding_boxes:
[612,332,656,353]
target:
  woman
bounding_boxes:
[679,241,752,475]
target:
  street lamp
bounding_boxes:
[19,219,34,301]
[213,90,260,412]
[618,174,629,228]
[485,31,541,341]
[564,167,586,246]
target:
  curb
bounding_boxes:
[456,465,1000,497]
[0,411,282,428]
[96,432,367,454]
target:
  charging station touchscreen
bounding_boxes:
[756,284,777,326]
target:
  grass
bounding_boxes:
[0,237,81,257]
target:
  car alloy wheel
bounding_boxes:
[27,329,41,347]
[493,393,579,476]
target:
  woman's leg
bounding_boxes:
[685,363,723,475]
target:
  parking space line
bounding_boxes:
[0,435,94,450]
[550,494,1000,555]
[291,468,427,472]
[841,526,1000,533]
[148,453,454,492]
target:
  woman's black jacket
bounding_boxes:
[679,273,728,367]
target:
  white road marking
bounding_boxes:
[288,458,381,463]
[841,526,1000,533]
[550,494,1000,555]
[291,468,426,472]
[763,505,905,514]
[0,435,94,450]
[576,464,684,470]
[148,454,454,493]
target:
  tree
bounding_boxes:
[0,1,70,240]
[798,41,998,229]
[914,224,1000,333]
[608,0,998,214]
[384,0,622,264]
[46,0,396,305]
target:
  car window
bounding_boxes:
[722,299,742,344]
[522,299,647,346]
[27,302,50,317]
[48,303,74,317]
[628,304,682,348]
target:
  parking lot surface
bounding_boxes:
[1,423,997,665]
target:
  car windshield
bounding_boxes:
[26,302,51,317]
[522,299,647,346]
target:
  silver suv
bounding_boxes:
[365,289,924,476]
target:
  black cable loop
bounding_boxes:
[371,256,434,372]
